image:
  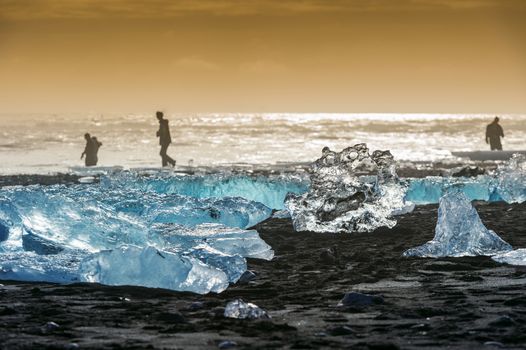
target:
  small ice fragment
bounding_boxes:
[403,189,512,258]
[237,270,257,284]
[492,249,526,266]
[328,325,354,336]
[43,321,60,333]
[271,210,291,219]
[218,340,237,349]
[78,176,96,184]
[224,299,270,320]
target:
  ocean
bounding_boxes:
[1,113,525,174]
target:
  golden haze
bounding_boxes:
[0,0,525,113]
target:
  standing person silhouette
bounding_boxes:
[81,133,95,166]
[485,117,504,151]
[81,133,102,166]
[91,136,102,165]
[156,111,176,167]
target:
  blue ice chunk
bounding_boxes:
[143,195,272,229]
[0,172,286,293]
[100,172,309,210]
[405,176,495,204]
[0,182,274,293]
[148,223,274,261]
[7,186,149,252]
[79,245,230,294]
[403,190,512,257]
[0,250,87,283]
[405,155,526,204]
[188,246,247,283]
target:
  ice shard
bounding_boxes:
[492,249,526,266]
[79,245,230,294]
[403,189,512,258]
[148,223,274,261]
[224,299,270,319]
[285,144,413,233]
[494,154,526,204]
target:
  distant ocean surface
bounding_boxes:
[1,113,525,174]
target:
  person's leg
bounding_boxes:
[490,139,497,151]
[165,144,176,166]
[160,144,168,166]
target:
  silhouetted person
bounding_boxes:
[156,111,176,167]
[81,133,102,166]
[91,136,102,164]
[486,117,504,151]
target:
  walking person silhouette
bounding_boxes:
[156,111,176,167]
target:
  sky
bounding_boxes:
[0,0,525,113]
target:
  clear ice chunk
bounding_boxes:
[79,245,230,294]
[148,223,274,261]
[0,172,277,293]
[285,144,413,233]
[492,249,526,266]
[494,154,526,204]
[403,189,512,257]
[224,299,270,319]
[0,250,87,283]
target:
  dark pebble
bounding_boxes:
[338,292,384,307]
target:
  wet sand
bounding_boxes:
[1,201,525,349]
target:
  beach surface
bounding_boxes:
[1,199,525,349]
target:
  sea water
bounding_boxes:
[1,113,525,174]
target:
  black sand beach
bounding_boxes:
[1,199,525,349]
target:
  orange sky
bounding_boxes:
[0,0,525,113]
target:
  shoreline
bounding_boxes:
[0,160,502,188]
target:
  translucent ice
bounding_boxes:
[285,144,413,233]
[492,249,526,266]
[403,190,512,257]
[99,171,309,210]
[493,154,526,204]
[0,250,87,283]
[405,176,498,204]
[79,245,230,294]
[405,154,526,204]
[0,172,276,293]
[224,299,270,319]
[148,223,274,261]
